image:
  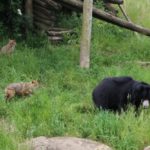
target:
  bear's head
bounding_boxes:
[131,82,150,108]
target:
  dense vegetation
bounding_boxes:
[0,0,150,150]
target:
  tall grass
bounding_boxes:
[124,0,150,27]
[0,2,150,150]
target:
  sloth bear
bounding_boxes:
[92,76,150,112]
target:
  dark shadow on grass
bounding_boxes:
[75,104,95,114]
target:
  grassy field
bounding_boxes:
[125,0,150,27]
[0,1,150,150]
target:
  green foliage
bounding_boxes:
[0,1,150,149]
[56,12,82,44]
[94,0,104,9]
[0,119,18,150]
[0,0,24,37]
[0,28,150,149]
[0,23,7,36]
[125,0,150,27]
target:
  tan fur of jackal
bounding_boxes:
[0,39,16,54]
[5,80,39,101]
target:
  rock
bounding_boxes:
[144,146,150,150]
[21,136,112,150]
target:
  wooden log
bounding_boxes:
[80,0,93,68]
[48,27,72,31]
[34,0,61,11]
[47,30,73,36]
[48,36,63,41]
[118,4,131,22]
[33,4,54,16]
[34,16,54,26]
[47,28,75,43]
[57,3,78,12]
[55,0,150,36]
[33,0,48,8]
[25,0,33,35]
[33,9,56,21]
[45,0,62,10]
[25,0,33,19]
[137,61,150,66]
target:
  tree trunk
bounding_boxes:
[25,0,33,34]
[80,0,93,68]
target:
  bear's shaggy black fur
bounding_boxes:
[92,76,150,111]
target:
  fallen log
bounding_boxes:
[47,30,73,36]
[137,61,150,67]
[48,36,63,41]
[47,28,74,43]
[48,27,72,31]
[55,0,150,36]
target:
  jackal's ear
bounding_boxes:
[32,80,39,84]
[9,39,16,42]
[32,80,36,84]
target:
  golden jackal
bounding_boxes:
[5,80,39,101]
[0,39,16,54]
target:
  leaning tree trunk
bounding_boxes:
[80,0,93,68]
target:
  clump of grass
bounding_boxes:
[0,119,19,150]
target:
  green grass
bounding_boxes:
[0,4,150,150]
[125,0,150,28]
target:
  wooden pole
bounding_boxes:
[25,0,33,34]
[118,4,131,22]
[80,0,93,68]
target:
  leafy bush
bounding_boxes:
[0,0,25,38]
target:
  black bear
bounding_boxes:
[92,76,150,112]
